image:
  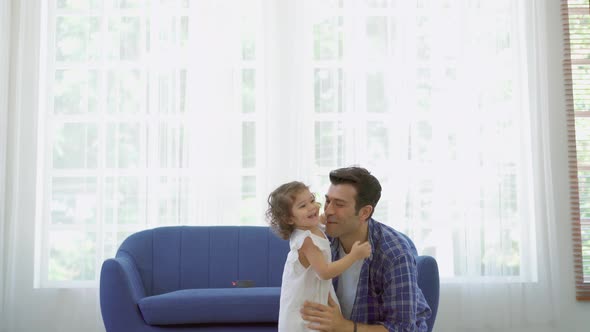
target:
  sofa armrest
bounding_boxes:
[100,254,148,332]
[416,255,439,332]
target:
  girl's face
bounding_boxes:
[290,189,320,230]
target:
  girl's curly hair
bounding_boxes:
[266,181,309,240]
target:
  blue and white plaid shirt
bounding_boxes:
[331,219,431,332]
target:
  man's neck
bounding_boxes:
[340,221,369,254]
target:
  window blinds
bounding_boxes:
[562,0,590,301]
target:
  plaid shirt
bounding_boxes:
[331,219,431,332]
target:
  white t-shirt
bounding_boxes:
[336,244,363,319]
[278,229,340,332]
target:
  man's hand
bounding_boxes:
[300,294,352,332]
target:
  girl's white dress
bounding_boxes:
[278,229,340,332]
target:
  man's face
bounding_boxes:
[323,183,363,238]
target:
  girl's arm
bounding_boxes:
[299,237,370,280]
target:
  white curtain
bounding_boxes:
[1,1,103,332]
[412,1,562,331]
[0,0,563,331]
[0,0,10,326]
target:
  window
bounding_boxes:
[308,0,535,281]
[39,0,264,286]
[38,0,540,286]
[562,0,590,300]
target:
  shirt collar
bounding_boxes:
[366,218,375,261]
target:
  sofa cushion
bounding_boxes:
[137,287,281,325]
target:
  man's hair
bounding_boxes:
[329,166,381,219]
[265,181,309,240]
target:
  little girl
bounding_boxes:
[266,181,371,332]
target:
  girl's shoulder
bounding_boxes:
[290,228,329,250]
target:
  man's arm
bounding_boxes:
[301,253,421,332]
[301,296,387,332]
[355,323,388,332]
[378,253,421,331]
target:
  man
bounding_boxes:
[301,167,431,332]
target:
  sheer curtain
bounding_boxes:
[297,1,561,330]
[2,1,104,332]
[410,1,561,331]
[0,0,10,326]
[0,0,563,331]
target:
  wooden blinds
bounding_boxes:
[562,0,590,301]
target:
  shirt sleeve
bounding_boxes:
[379,252,420,332]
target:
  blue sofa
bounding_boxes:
[99,226,439,332]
